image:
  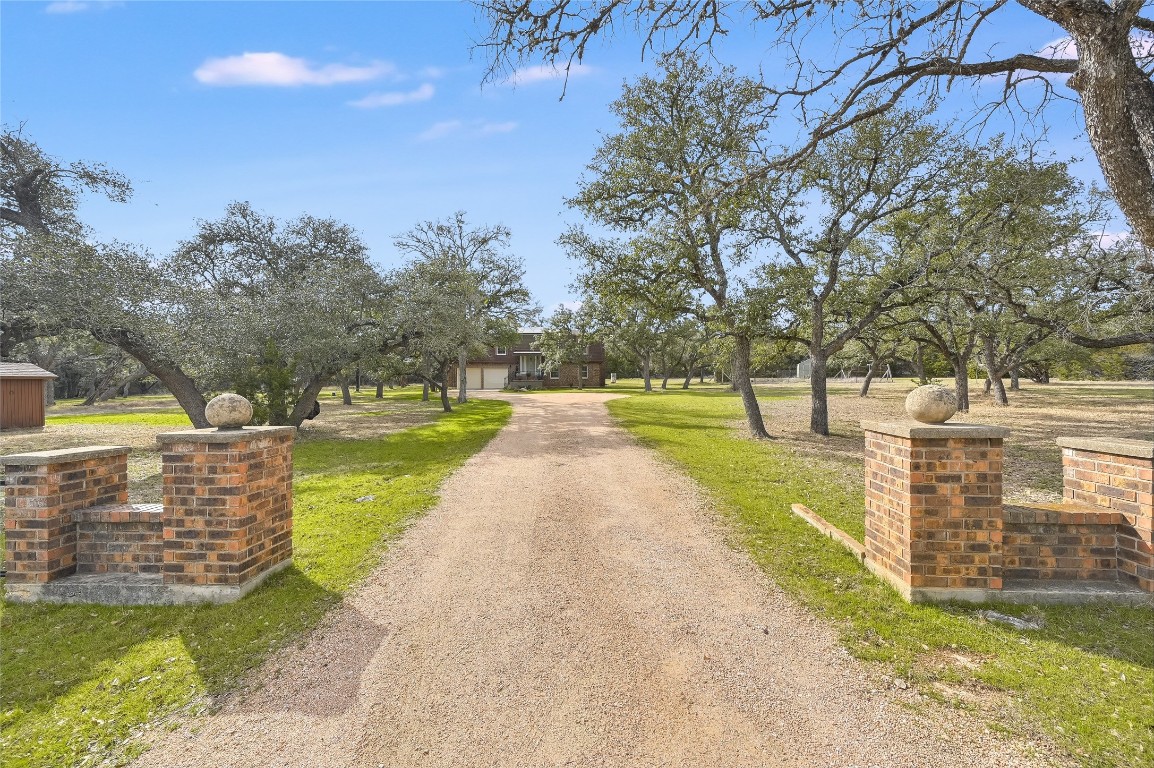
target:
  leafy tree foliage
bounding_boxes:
[538,305,596,389]
[170,202,385,426]
[754,109,956,434]
[393,212,535,404]
[568,52,779,437]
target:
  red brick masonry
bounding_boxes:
[3,425,294,604]
[862,422,1008,602]
[75,502,164,575]
[158,426,294,588]
[861,424,1153,602]
[3,446,129,584]
[1058,438,1153,592]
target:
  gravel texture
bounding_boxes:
[133,393,1051,768]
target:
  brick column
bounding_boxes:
[1057,437,1154,592]
[2,446,129,586]
[862,422,1009,603]
[157,426,293,600]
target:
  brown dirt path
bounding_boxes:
[133,393,1051,768]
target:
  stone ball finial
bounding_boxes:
[205,393,253,430]
[905,384,958,424]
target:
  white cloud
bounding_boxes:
[1038,37,1078,60]
[1039,35,1153,61]
[418,120,464,141]
[349,83,435,109]
[194,52,394,87]
[505,63,594,86]
[417,119,519,141]
[480,121,518,134]
[45,1,121,13]
[1098,232,1133,249]
[45,1,90,13]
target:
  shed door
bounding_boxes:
[1,379,46,430]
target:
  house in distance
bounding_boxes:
[451,328,607,390]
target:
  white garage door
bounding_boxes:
[463,367,508,390]
[480,366,508,390]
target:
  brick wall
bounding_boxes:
[158,426,294,588]
[1058,438,1153,592]
[863,422,1009,601]
[74,503,164,575]
[4,425,296,604]
[2,446,129,584]
[858,427,1153,601]
[547,362,603,388]
[1003,504,1124,582]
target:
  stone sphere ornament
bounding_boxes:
[205,393,253,430]
[905,384,958,424]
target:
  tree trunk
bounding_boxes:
[953,354,971,413]
[422,380,430,402]
[82,379,114,406]
[95,368,146,403]
[682,369,693,389]
[287,375,329,428]
[341,380,352,406]
[376,382,384,398]
[859,356,881,397]
[93,328,210,427]
[457,350,468,404]
[44,379,55,407]
[439,365,452,412]
[733,334,770,439]
[661,372,670,390]
[983,336,1009,406]
[642,352,652,392]
[809,348,830,436]
[1010,368,1020,391]
[984,377,993,394]
[355,366,361,392]
[914,343,928,385]
[1050,8,1154,251]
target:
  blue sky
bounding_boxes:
[2,1,1103,312]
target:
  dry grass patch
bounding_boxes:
[756,379,1153,506]
[0,387,443,503]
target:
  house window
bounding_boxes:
[495,346,507,356]
[581,365,589,379]
[550,368,559,379]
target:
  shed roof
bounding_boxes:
[0,362,58,380]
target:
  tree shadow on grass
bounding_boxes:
[0,566,341,716]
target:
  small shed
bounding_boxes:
[1,362,58,430]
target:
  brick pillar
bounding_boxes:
[1057,437,1154,592]
[157,426,293,598]
[2,446,129,585]
[862,422,1009,603]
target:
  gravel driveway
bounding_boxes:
[134,393,1049,768]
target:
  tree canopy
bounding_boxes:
[476,0,1154,252]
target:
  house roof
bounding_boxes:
[0,362,58,380]
[518,326,544,335]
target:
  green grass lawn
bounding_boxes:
[0,398,511,768]
[44,410,193,427]
[608,390,1154,768]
